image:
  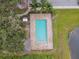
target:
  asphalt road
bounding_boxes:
[52,0,78,6]
[69,28,79,59]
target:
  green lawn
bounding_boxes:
[0,9,79,59]
[53,9,79,59]
[0,55,54,59]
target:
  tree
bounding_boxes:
[0,0,21,16]
[0,16,26,53]
[0,0,26,54]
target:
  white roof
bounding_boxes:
[23,17,28,22]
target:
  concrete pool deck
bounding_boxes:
[30,14,53,50]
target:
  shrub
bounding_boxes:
[30,0,53,14]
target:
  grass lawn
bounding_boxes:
[0,9,79,59]
[0,54,54,59]
[53,9,79,59]
[0,55,54,59]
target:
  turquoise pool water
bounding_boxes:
[35,19,48,43]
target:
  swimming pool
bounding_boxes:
[35,19,48,43]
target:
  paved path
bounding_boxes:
[24,39,31,53]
